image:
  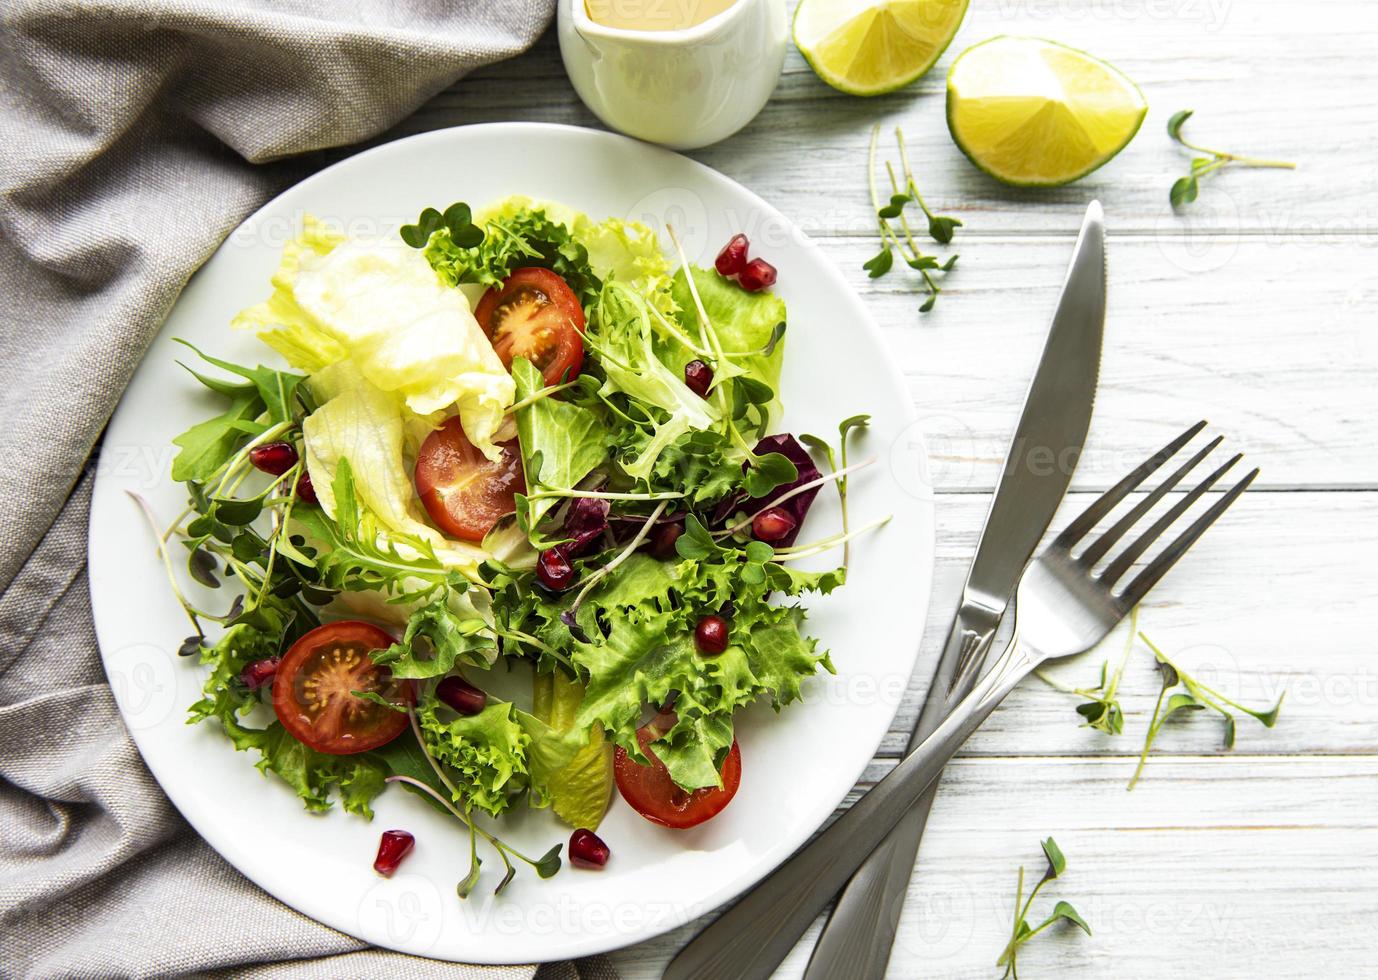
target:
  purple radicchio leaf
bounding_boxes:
[559,497,610,558]
[711,434,822,548]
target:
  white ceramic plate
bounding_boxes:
[89,123,934,963]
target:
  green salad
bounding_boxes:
[153,195,881,891]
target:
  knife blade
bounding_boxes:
[800,200,1107,980]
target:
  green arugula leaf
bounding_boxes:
[171,388,265,482]
[174,340,304,426]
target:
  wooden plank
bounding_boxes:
[610,756,1378,979]
[856,490,1378,759]
[399,1,1378,235]
[822,234,1378,492]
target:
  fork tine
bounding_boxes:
[1077,435,1224,567]
[1100,452,1242,587]
[1053,421,1208,549]
[1117,468,1259,607]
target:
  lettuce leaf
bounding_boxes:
[301,362,444,546]
[511,357,611,531]
[372,596,498,678]
[584,282,720,482]
[499,549,841,792]
[670,266,786,403]
[233,219,513,460]
[520,669,613,830]
[417,694,531,818]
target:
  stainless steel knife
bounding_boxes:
[662,201,1107,980]
[802,199,1107,980]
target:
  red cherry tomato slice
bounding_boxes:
[414,417,526,543]
[614,719,742,829]
[474,267,585,387]
[272,621,409,755]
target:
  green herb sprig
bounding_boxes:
[1035,608,1137,736]
[1128,632,1283,790]
[1039,625,1284,788]
[1168,109,1296,208]
[997,838,1091,979]
[865,125,961,313]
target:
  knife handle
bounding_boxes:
[801,622,998,980]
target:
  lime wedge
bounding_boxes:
[946,36,1147,186]
[793,0,969,96]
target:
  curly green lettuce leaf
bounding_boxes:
[189,615,386,817]
[585,282,720,482]
[372,595,498,678]
[538,551,841,791]
[417,694,531,818]
[233,218,513,459]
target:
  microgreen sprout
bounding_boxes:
[1167,109,1296,208]
[997,837,1091,979]
[1128,632,1284,790]
[391,707,562,896]
[865,125,961,313]
[1035,608,1137,736]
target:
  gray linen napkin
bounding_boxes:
[0,2,616,977]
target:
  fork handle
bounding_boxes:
[661,636,1037,980]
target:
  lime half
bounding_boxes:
[794,0,969,96]
[946,36,1147,186]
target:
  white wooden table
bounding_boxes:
[392,4,1378,976]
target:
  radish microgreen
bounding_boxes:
[1128,632,1284,790]
[997,837,1091,979]
[864,125,961,313]
[1168,109,1296,208]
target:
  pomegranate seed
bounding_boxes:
[239,657,279,691]
[248,441,298,476]
[752,507,797,543]
[295,471,318,504]
[684,359,714,398]
[737,258,777,292]
[714,234,750,278]
[536,548,576,592]
[373,829,415,878]
[436,675,487,716]
[695,614,730,656]
[569,828,610,869]
[648,519,685,559]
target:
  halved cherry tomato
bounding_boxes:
[474,267,585,387]
[272,621,409,755]
[614,717,742,829]
[414,417,525,542]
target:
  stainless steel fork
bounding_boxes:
[663,422,1259,980]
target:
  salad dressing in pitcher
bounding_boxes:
[584,0,738,31]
